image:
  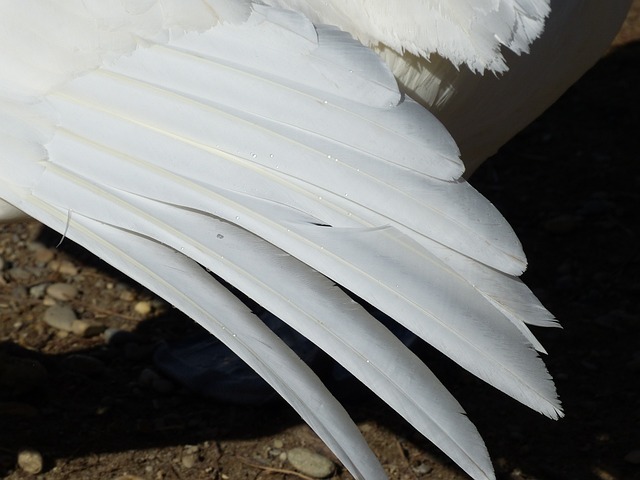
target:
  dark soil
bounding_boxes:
[1,6,639,480]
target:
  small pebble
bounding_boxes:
[287,447,335,479]
[71,319,106,338]
[412,463,432,475]
[46,283,78,301]
[119,290,136,302]
[42,304,77,331]
[33,248,54,264]
[49,259,78,276]
[17,449,43,474]
[181,453,197,469]
[268,448,282,458]
[42,296,57,306]
[27,241,46,252]
[134,300,152,316]
[58,261,79,276]
[61,354,105,375]
[359,423,373,433]
[29,283,48,299]
[8,267,31,281]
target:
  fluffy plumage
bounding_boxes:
[0,1,630,479]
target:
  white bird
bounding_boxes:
[0,1,630,479]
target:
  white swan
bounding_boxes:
[0,1,631,479]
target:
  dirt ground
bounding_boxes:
[1,6,640,480]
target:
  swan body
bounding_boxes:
[0,1,630,479]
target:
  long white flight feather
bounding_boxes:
[45,47,525,274]
[6,196,389,479]
[23,174,497,479]
[34,81,561,414]
[34,115,560,417]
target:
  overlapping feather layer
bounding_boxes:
[0,2,563,480]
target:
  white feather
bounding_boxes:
[0,1,631,479]
[23,29,558,414]
[12,196,389,479]
[25,172,498,479]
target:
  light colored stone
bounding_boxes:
[412,463,433,475]
[49,259,78,276]
[71,319,106,338]
[119,290,136,301]
[134,300,152,316]
[181,453,197,469]
[17,449,43,474]
[287,447,335,478]
[46,282,78,301]
[29,283,48,299]
[184,445,199,454]
[27,241,47,252]
[33,248,54,264]
[8,267,31,281]
[42,304,77,331]
[42,296,57,306]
